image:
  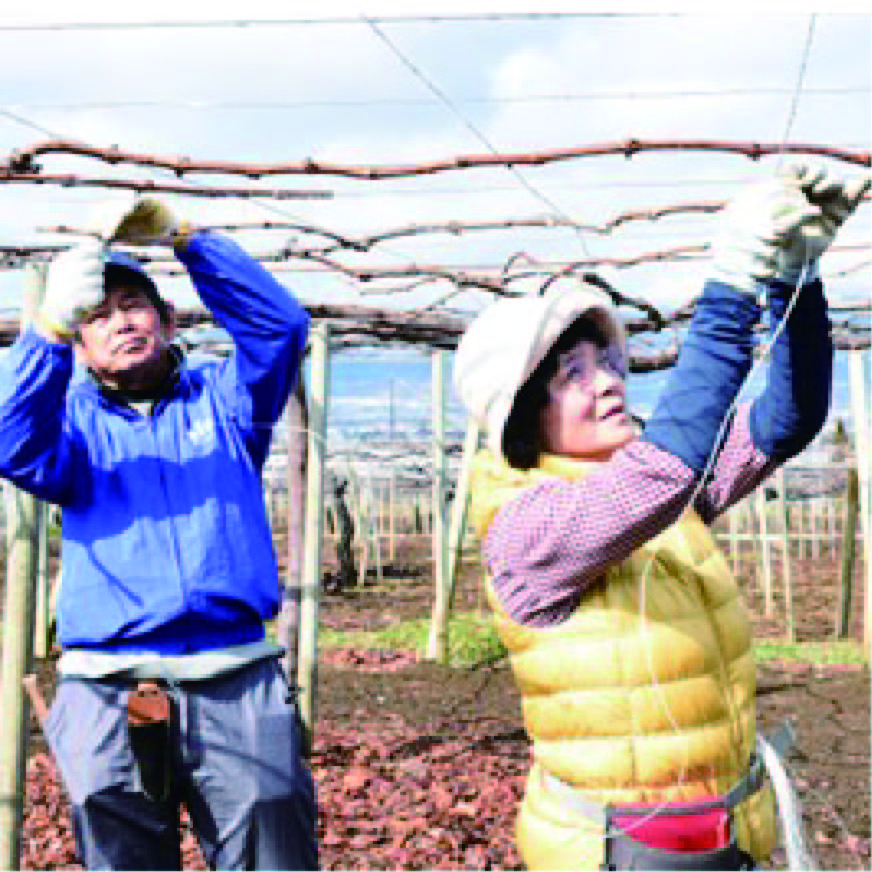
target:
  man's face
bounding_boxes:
[76,285,175,390]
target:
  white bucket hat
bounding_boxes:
[454,275,627,461]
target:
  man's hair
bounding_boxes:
[502,316,608,470]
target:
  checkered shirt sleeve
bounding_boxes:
[484,403,776,627]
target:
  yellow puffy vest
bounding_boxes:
[469,450,776,871]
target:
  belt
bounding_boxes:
[540,720,795,825]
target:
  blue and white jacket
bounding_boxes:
[0,232,310,654]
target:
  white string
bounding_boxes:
[600,258,814,847]
[606,13,821,847]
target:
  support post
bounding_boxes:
[296,323,329,756]
[756,488,774,617]
[279,380,308,683]
[777,468,794,641]
[728,506,739,575]
[0,263,46,870]
[848,351,871,648]
[32,504,49,658]
[427,419,480,662]
[425,351,449,661]
[389,466,396,562]
[836,467,859,639]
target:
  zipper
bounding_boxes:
[151,409,188,628]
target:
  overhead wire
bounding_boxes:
[361,15,592,258]
[3,86,865,113]
[625,12,823,861]
[0,12,676,32]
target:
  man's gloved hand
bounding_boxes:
[38,239,106,342]
[109,198,191,248]
[87,197,191,248]
[710,160,871,294]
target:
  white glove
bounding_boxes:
[710,161,871,293]
[786,161,871,230]
[82,196,188,247]
[38,239,106,341]
[108,198,188,247]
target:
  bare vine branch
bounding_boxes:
[0,171,332,199]
[6,137,869,182]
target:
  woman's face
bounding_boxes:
[539,338,636,461]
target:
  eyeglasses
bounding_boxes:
[548,342,625,395]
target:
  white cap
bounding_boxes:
[453,276,626,461]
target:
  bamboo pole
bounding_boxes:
[296,323,330,756]
[848,351,871,648]
[0,263,45,870]
[836,467,860,639]
[425,350,450,661]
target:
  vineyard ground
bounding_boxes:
[16,540,872,870]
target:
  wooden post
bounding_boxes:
[777,468,794,641]
[389,466,396,562]
[728,506,740,575]
[0,263,45,870]
[427,419,480,662]
[425,351,450,661]
[347,464,369,587]
[279,381,308,682]
[32,503,50,658]
[848,351,871,648]
[445,421,480,594]
[756,487,774,617]
[836,467,860,639]
[369,474,383,583]
[296,323,329,756]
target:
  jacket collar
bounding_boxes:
[84,344,185,410]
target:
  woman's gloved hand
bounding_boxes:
[709,160,870,294]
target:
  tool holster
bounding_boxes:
[127,680,174,802]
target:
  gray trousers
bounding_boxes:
[44,657,318,871]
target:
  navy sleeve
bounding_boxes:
[641,282,762,473]
[749,278,832,459]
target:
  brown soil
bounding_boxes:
[18,540,872,870]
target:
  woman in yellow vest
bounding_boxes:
[453,161,869,871]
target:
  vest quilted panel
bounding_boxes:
[471,450,776,869]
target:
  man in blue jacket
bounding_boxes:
[0,200,318,870]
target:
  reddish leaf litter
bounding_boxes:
[19,545,872,870]
[313,719,527,869]
[22,651,527,871]
[322,646,420,672]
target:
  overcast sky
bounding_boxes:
[0,4,869,320]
